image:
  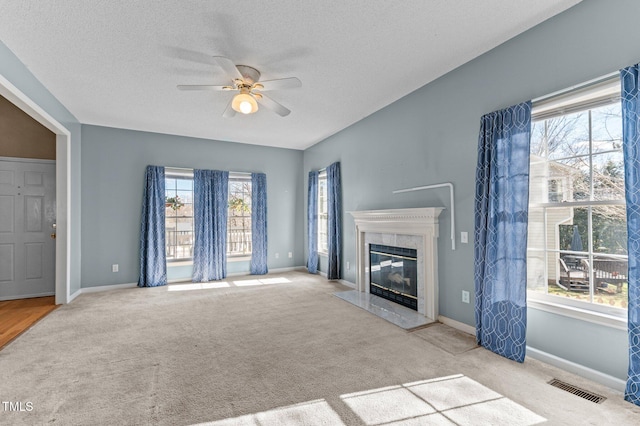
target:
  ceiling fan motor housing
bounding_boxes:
[177,56,299,117]
[236,65,261,85]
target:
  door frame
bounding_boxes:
[0,74,71,304]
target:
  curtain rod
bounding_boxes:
[165,166,251,176]
[392,182,456,250]
[531,71,619,105]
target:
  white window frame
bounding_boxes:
[317,170,328,255]
[165,168,195,263]
[528,74,627,328]
[227,172,252,259]
[163,169,254,264]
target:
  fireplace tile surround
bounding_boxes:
[349,208,444,324]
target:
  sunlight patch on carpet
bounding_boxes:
[193,399,343,425]
[193,374,546,426]
[342,374,546,425]
[167,277,291,291]
[233,277,291,286]
[168,282,230,291]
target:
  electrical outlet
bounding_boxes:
[288,252,292,258]
[461,232,468,244]
[275,253,279,259]
[347,261,350,270]
[112,264,119,273]
[462,290,470,304]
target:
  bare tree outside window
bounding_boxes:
[228,177,252,256]
[165,174,194,261]
[528,100,628,312]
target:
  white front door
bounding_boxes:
[0,158,56,300]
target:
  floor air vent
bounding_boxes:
[548,379,606,404]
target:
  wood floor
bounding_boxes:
[0,296,58,350]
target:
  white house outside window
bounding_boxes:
[527,76,627,319]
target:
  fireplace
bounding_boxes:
[350,208,443,322]
[369,244,418,310]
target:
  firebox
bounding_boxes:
[369,244,418,310]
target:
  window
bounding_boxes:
[318,170,328,254]
[547,178,564,202]
[164,170,253,261]
[527,76,627,318]
[228,174,252,257]
[165,169,194,261]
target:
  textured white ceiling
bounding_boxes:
[0,0,581,150]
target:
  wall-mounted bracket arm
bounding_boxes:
[392,182,456,250]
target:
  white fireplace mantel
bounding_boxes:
[349,207,444,322]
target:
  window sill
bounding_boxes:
[318,251,328,257]
[527,296,627,331]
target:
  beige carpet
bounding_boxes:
[411,323,479,355]
[0,271,639,425]
[197,374,546,425]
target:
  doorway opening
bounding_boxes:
[0,74,71,304]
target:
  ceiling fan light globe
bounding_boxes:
[239,101,253,114]
[232,93,258,114]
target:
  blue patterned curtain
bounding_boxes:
[250,173,268,275]
[474,101,531,363]
[327,162,342,280]
[621,64,640,406]
[138,165,167,287]
[193,169,229,281]
[307,170,319,273]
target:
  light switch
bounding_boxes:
[461,232,469,244]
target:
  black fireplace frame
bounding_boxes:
[369,244,418,311]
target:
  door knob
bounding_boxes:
[50,233,56,239]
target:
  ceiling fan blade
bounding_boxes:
[256,77,302,91]
[177,85,230,91]
[256,94,291,117]
[213,56,243,81]
[222,98,236,118]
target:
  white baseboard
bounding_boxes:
[436,315,626,392]
[438,315,476,336]
[81,282,138,294]
[316,270,355,288]
[338,279,356,289]
[526,346,626,393]
[68,289,81,302]
[0,292,54,302]
[263,266,307,274]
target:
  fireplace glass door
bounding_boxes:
[369,244,418,310]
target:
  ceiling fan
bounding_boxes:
[177,56,301,118]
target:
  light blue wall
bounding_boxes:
[0,41,83,295]
[303,0,639,380]
[80,125,303,287]
[3,0,636,382]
